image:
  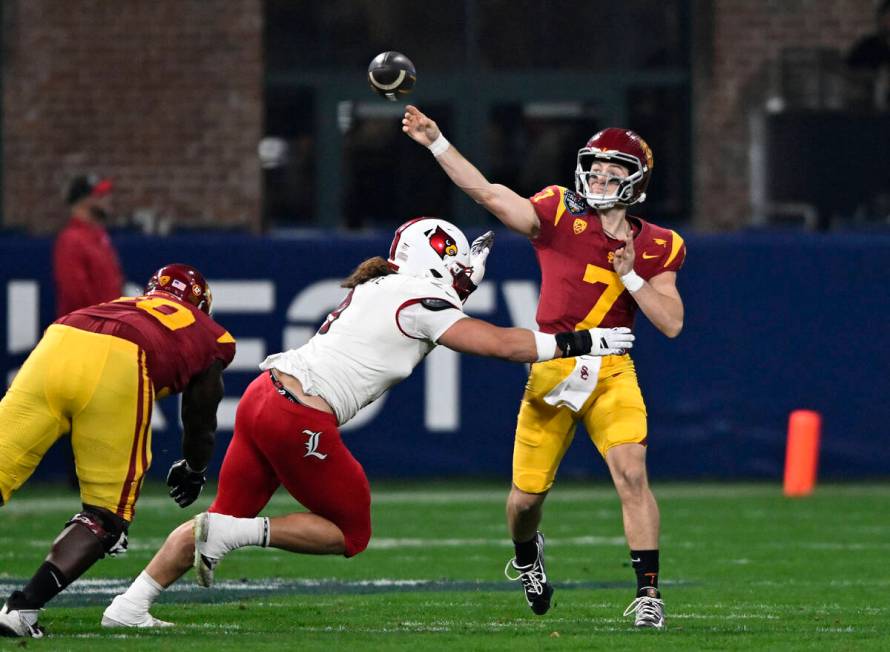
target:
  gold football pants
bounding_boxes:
[512,354,647,494]
[0,324,153,520]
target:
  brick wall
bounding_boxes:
[1,1,880,233]
[692,0,876,229]
[1,0,263,234]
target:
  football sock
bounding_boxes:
[630,549,660,596]
[513,536,539,567]
[216,514,271,549]
[121,571,164,610]
[6,561,70,610]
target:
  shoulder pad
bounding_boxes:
[420,297,455,311]
[563,190,588,216]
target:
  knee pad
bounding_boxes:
[66,506,130,557]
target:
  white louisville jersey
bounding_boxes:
[260,274,467,425]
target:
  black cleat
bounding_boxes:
[504,531,554,615]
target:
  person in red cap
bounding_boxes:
[53,174,124,318]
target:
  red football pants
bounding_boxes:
[210,373,371,557]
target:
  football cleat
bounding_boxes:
[101,594,174,628]
[504,532,554,615]
[0,603,44,638]
[623,592,666,629]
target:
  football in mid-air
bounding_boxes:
[367,51,416,101]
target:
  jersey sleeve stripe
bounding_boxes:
[553,187,568,227]
[664,230,685,268]
[217,331,235,344]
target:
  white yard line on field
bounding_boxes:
[4,483,890,514]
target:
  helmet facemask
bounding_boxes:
[575,150,646,210]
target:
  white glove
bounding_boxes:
[452,230,494,301]
[587,327,635,355]
[468,230,494,286]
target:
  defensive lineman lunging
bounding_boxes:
[101,217,635,628]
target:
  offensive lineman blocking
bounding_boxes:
[102,218,635,628]
[0,264,234,638]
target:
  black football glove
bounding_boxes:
[166,459,206,508]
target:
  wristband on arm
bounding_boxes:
[427,133,451,157]
[533,331,558,362]
[620,270,645,293]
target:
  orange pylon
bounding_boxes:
[783,410,821,497]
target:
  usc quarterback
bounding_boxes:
[0,263,235,638]
[402,106,685,629]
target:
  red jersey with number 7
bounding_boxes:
[55,295,236,396]
[529,184,686,334]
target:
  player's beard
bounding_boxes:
[90,206,110,223]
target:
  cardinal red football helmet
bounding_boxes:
[575,128,654,209]
[144,263,213,314]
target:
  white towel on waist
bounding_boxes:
[542,355,602,412]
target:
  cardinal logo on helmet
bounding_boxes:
[428,226,458,259]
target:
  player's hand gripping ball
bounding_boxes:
[368,51,416,101]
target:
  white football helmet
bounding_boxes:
[387,217,470,285]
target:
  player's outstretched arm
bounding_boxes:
[402,105,540,237]
[437,318,635,362]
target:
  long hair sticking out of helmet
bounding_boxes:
[341,257,395,288]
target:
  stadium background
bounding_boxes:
[1,0,888,483]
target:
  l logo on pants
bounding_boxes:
[303,430,328,460]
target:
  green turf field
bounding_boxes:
[1,481,887,650]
